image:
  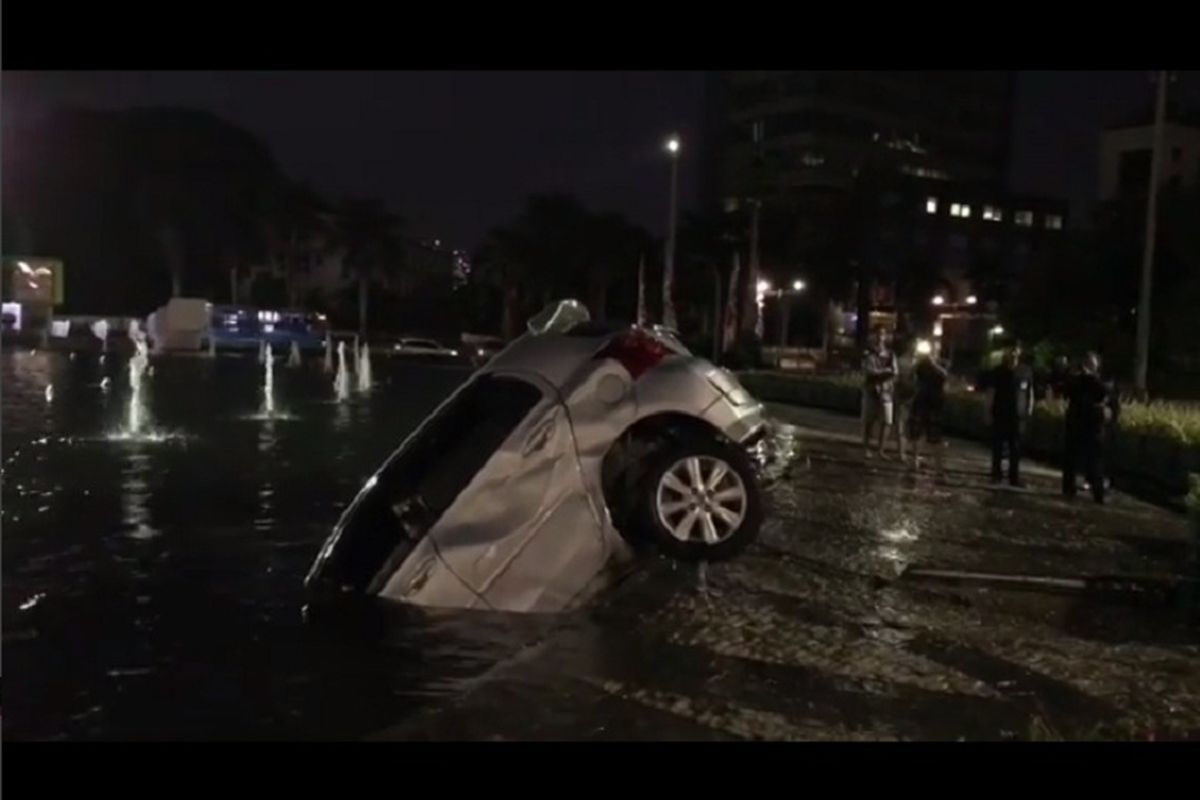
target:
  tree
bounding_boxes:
[329,198,406,337]
[5,108,289,312]
[472,194,653,338]
[260,182,331,308]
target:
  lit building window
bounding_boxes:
[800,151,825,167]
[925,197,938,214]
[983,205,1003,222]
[1015,210,1034,227]
[950,203,971,218]
[1045,214,1063,230]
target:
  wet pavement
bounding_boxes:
[4,350,1199,740]
[373,405,1200,741]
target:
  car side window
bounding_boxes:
[319,375,543,592]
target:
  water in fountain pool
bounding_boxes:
[0,349,546,740]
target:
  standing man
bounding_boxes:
[862,326,898,459]
[893,337,918,463]
[1063,352,1113,504]
[987,344,1035,487]
[908,339,949,480]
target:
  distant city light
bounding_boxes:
[915,339,932,356]
[932,295,945,306]
[933,321,944,337]
[756,279,771,294]
[991,325,1005,337]
[966,295,978,305]
[792,279,806,292]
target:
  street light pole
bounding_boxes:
[1134,70,1170,398]
[746,198,761,338]
[662,134,681,331]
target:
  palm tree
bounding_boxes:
[474,226,532,340]
[329,197,405,336]
[473,194,655,335]
[261,182,331,308]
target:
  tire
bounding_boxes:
[633,436,764,562]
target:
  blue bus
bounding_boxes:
[209,305,329,352]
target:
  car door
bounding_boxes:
[423,371,613,612]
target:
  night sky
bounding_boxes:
[4,70,1197,249]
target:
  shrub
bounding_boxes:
[739,370,1200,494]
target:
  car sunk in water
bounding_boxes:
[306,300,771,613]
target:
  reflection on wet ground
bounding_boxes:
[5,352,1198,740]
[374,406,1200,741]
[3,350,501,740]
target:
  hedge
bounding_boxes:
[740,371,1200,496]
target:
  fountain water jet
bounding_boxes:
[126,336,151,437]
[262,344,276,417]
[98,326,185,444]
[334,341,351,402]
[288,340,302,368]
[323,333,333,373]
[357,342,372,393]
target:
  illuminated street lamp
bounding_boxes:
[966,294,978,305]
[758,278,807,347]
[932,294,945,306]
[990,324,1005,337]
[662,134,682,330]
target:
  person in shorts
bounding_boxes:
[908,338,948,478]
[892,338,918,462]
[861,326,897,459]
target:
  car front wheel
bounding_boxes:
[636,437,763,561]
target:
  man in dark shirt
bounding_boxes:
[986,344,1035,487]
[1063,352,1115,504]
[908,339,949,479]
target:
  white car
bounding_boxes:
[391,337,460,360]
[307,300,773,614]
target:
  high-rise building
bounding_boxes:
[711,72,1068,356]
[1099,110,1200,201]
[718,71,1016,201]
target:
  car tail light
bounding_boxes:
[595,329,669,379]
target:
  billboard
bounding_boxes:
[2,257,65,305]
